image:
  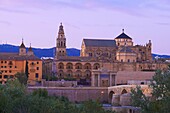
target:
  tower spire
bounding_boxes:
[56,23,67,57]
[19,38,26,55]
[58,22,64,34]
[122,29,124,33]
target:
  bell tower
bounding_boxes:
[56,23,67,57]
[19,39,26,56]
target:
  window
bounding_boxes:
[37,67,39,70]
[97,52,101,55]
[5,71,7,73]
[35,73,39,78]
[121,59,123,62]
[1,66,3,68]
[0,75,2,78]
[37,62,39,64]
[128,59,130,62]
[5,61,7,63]
[10,66,12,68]
[4,75,8,78]
[89,53,92,57]
[10,75,13,78]
[4,66,7,68]
[9,70,12,73]
[31,62,34,65]
[15,66,17,68]
[141,82,144,85]
[9,61,13,65]
[1,61,3,63]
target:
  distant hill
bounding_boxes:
[152,54,170,59]
[0,44,80,58]
[0,44,170,59]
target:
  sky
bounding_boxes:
[0,0,170,54]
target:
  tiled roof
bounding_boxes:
[119,47,135,53]
[0,53,41,61]
[83,39,116,47]
[115,32,132,39]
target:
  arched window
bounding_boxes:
[58,63,64,69]
[93,63,100,70]
[66,63,73,69]
[84,63,91,69]
[75,63,82,69]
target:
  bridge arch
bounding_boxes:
[121,89,128,94]
[109,91,115,103]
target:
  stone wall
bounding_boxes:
[115,71,155,85]
[41,79,77,87]
[28,87,108,103]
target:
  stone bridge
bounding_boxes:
[28,85,151,104]
[108,85,151,103]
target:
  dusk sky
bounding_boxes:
[0,0,170,54]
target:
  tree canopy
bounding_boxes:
[131,69,170,113]
[0,79,115,113]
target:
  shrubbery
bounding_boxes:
[0,79,115,113]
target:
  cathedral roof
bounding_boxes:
[0,53,40,61]
[115,30,132,39]
[83,39,116,47]
[119,47,135,53]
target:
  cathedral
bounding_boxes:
[55,23,168,87]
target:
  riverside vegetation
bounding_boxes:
[0,79,115,113]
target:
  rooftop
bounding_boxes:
[83,39,116,47]
[0,53,41,61]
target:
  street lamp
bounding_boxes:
[101,91,104,103]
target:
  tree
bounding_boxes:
[0,79,115,113]
[0,79,26,113]
[131,69,170,113]
[25,60,29,79]
[80,100,116,113]
[15,72,28,85]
